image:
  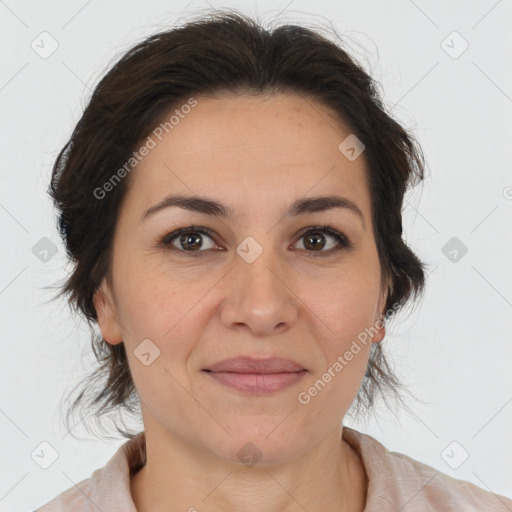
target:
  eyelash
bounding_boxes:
[158,224,352,258]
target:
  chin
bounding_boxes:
[198,423,312,466]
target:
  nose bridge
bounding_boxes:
[235,233,287,299]
[219,233,298,333]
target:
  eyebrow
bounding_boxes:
[140,193,366,229]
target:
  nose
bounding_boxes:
[219,244,299,336]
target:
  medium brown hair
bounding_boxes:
[49,9,428,440]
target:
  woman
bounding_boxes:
[36,9,512,511]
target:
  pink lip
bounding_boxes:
[202,356,307,394]
[204,356,305,373]
[204,370,307,394]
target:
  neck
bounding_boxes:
[130,425,367,512]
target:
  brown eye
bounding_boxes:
[159,226,218,256]
[177,232,206,251]
[294,225,351,257]
[303,232,327,250]
[158,224,351,258]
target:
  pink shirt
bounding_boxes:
[36,427,512,511]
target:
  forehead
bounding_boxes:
[122,93,371,223]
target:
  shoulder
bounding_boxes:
[35,467,104,512]
[342,426,512,511]
[34,434,144,511]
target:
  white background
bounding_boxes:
[0,0,511,510]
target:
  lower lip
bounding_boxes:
[203,370,307,394]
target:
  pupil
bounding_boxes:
[305,232,325,250]
[181,233,202,250]
[178,232,327,252]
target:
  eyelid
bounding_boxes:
[292,225,352,256]
[158,224,352,256]
[158,226,219,249]
[294,224,350,243]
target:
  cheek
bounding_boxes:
[117,280,204,412]
[115,252,195,327]
[113,265,203,365]
[304,292,374,414]
[310,267,381,339]
[304,266,379,396]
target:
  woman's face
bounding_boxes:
[94,93,388,463]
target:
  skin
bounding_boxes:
[93,93,390,512]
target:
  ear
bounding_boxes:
[93,276,123,345]
[371,274,392,344]
[370,324,386,344]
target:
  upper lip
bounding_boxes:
[203,356,306,373]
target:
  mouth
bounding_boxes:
[202,356,307,394]
[202,369,307,394]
